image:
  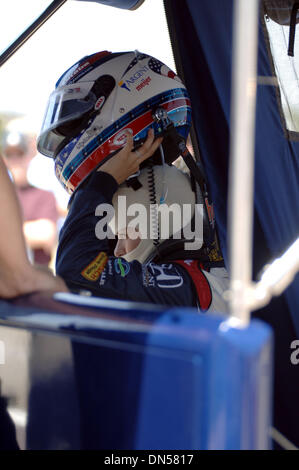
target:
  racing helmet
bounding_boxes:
[37,50,192,194]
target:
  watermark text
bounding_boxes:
[290,340,299,365]
[95,197,203,251]
[0,340,5,365]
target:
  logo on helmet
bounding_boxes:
[136,76,152,92]
[119,65,150,92]
[95,96,106,110]
[119,80,131,92]
[113,128,133,147]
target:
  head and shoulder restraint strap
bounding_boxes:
[149,107,225,270]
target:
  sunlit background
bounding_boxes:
[0,0,174,118]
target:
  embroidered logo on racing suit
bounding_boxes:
[115,258,130,277]
[143,263,184,289]
[81,252,108,281]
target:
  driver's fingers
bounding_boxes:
[123,130,134,151]
[140,128,156,153]
[139,136,163,163]
[133,129,163,163]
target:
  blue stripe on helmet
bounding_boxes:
[61,88,190,182]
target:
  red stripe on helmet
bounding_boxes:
[68,97,191,191]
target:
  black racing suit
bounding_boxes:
[56,171,217,311]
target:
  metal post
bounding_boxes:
[228,0,260,326]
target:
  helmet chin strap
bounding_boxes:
[153,106,216,252]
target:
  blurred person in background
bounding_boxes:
[1,117,59,267]
[26,137,70,229]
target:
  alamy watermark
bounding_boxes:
[290,340,299,365]
[0,340,5,365]
[94,197,204,250]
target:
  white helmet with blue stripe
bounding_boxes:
[37,50,192,194]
